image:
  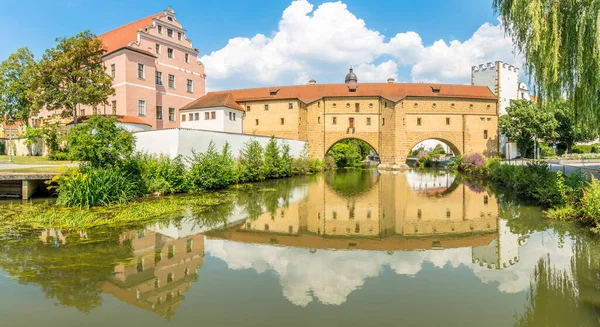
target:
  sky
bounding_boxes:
[0,0,524,91]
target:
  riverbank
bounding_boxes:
[452,155,600,233]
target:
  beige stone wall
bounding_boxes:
[239,95,498,164]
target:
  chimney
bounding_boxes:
[387,78,395,83]
[309,79,316,85]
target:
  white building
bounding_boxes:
[179,93,244,133]
[472,61,535,158]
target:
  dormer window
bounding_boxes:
[270,91,277,96]
[167,16,173,22]
[178,32,182,41]
[157,25,163,34]
[167,29,173,38]
[431,86,441,93]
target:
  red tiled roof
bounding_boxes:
[2,120,21,129]
[181,92,244,111]
[67,115,152,127]
[188,83,496,108]
[97,12,161,55]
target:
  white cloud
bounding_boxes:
[200,0,523,90]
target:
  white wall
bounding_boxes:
[135,128,307,160]
[498,62,519,115]
[180,107,243,133]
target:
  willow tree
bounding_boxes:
[494,0,600,127]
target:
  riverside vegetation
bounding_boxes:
[451,154,600,233]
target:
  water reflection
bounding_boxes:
[0,170,598,325]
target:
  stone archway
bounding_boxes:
[405,132,463,160]
[325,136,379,157]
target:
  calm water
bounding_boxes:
[1,170,599,326]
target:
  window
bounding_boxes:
[229,112,236,121]
[136,257,144,273]
[181,114,186,122]
[384,102,387,108]
[318,117,321,124]
[382,117,385,126]
[446,117,450,125]
[186,79,193,92]
[178,32,182,41]
[484,129,488,139]
[186,239,193,253]
[194,112,199,120]
[333,211,337,219]
[167,273,174,283]
[137,63,145,79]
[264,104,269,111]
[355,103,360,112]
[168,108,175,121]
[80,108,85,116]
[110,63,115,78]
[138,100,146,116]
[417,117,422,126]
[246,105,251,111]
[417,209,422,218]
[156,106,163,120]
[155,43,160,54]
[205,112,210,120]
[332,117,337,125]
[185,53,189,63]
[255,119,259,125]
[288,103,293,109]
[484,195,489,205]
[366,117,371,125]
[167,16,173,21]
[189,113,193,121]
[167,48,174,58]
[211,111,216,119]
[168,74,175,88]
[158,25,163,34]
[168,245,175,259]
[280,118,285,125]
[167,28,173,37]
[155,71,162,85]
[264,224,269,231]
[446,209,451,217]
[111,100,117,115]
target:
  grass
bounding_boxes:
[0,166,65,174]
[0,155,74,165]
[0,193,230,232]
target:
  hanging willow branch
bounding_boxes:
[493,0,600,128]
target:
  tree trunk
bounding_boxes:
[72,103,78,127]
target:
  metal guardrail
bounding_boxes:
[502,158,600,178]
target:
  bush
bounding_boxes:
[67,116,135,168]
[416,153,432,168]
[237,139,265,183]
[187,141,236,190]
[48,151,71,161]
[264,137,286,179]
[133,153,188,195]
[572,144,593,154]
[582,178,600,223]
[52,167,137,207]
[539,143,555,157]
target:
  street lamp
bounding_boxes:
[7,116,14,163]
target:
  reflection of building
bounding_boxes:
[101,230,205,319]
[207,172,527,270]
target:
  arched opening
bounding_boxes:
[407,138,460,168]
[326,138,379,168]
[324,169,380,197]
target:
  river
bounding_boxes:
[0,169,599,326]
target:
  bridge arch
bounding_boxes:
[325,136,379,157]
[406,132,463,158]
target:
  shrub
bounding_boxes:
[572,144,592,154]
[187,141,235,190]
[237,139,265,183]
[264,137,285,179]
[0,140,4,154]
[48,151,71,161]
[279,142,293,178]
[52,167,137,207]
[133,153,188,195]
[582,178,600,223]
[416,153,432,168]
[539,143,555,157]
[67,115,135,168]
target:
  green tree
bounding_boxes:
[237,138,265,182]
[263,136,283,179]
[0,47,38,123]
[328,142,363,167]
[32,30,114,125]
[493,0,600,127]
[280,141,293,178]
[499,100,558,158]
[67,115,135,167]
[553,99,598,153]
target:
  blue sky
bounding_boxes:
[0,0,521,90]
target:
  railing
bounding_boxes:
[502,158,600,178]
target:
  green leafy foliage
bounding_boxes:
[328,139,367,168]
[52,167,137,208]
[499,100,558,158]
[553,99,598,152]
[0,47,38,123]
[494,0,600,128]
[66,115,134,168]
[31,30,114,121]
[582,178,600,224]
[187,141,236,190]
[132,153,188,195]
[237,138,265,183]
[263,137,285,179]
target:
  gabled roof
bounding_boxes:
[187,83,496,107]
[181,92,244,111]
[97,12,161,55]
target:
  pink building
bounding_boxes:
[33,6,206,130]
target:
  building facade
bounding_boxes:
[186,68,499,166]
[32,7,206,130]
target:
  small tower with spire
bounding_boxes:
[345,65,357,84]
